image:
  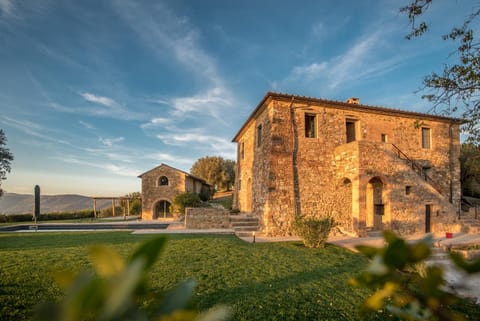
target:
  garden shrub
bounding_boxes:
[0,210,94,222]
[294,216,335,248]
[129,199,142,215]
[173,192,201,214]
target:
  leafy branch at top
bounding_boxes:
[400,1,480,144]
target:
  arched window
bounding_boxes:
[159,176,169,186]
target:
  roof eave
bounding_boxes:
[232,92,273,142]
[232,92,465,143]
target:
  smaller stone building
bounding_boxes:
[138,163,211,220]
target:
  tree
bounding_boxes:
[121,192,142,215]
[0,129,13,197]
[172,191,201,214]
[190,156,236,191]
[223,159,235,191]
[460,143,480,197]
[401,1,480,143]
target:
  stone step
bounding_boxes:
[233,225,258,232]
[366,230,383,237]
[230,221,259,227]
[460,220,480,225]
[230,217,259,223]
[235,231,260,237]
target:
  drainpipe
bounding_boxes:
[289,97,301,217]
[449,123,461,219]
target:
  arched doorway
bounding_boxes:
[366,177,384,230]
[154,200,172,219]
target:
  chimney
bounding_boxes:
[346,97,360,104]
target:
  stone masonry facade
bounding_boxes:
[138,163,211,220]
[232,92,463,237]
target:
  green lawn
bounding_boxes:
[1,232,479,321]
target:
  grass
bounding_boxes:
[1,232,479,321]
[210,193,233,210]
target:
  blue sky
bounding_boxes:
[0,0,475,196]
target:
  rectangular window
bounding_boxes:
[305,114,316,138]
[346,120,357,143]
[374,204,385,216]
[421,127,431,149]
[241,142,245,160]
[381,134,388,143]
[405,186,412,195]
[256,124,262,147]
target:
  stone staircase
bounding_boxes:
[365,229,383,238]
[230,214,260,237]
[428,246,450,262]
[391,144,445,198]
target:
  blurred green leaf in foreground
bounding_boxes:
[35,236,229,321]
[352,230,480,321]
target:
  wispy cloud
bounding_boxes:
[55,155,140,177]
[171,87,232,122]
[0,0,14,17]
[140,117,172,129]
[99,136,124,147]
[82,146,134,164]
[0,116,71,146]
[112,1,234,120]
[284,27,413,93]
[156,131,236,159]
[310,21,328,39]
[49,100,145,121]
[145,98,170,105]
[80,92,117,108]
[146,152,194,165]
[291,62,328,81]
[79,120,95,130]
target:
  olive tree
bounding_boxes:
[0,129,13,197]
[401,1,480,143]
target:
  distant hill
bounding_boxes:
[0,193,112,214]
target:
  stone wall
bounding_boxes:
[233,94,462,237]
[185,207,230,229]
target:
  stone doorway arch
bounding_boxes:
[154,200,172,219]
[366,177,385,230]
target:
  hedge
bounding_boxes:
[0,210,95,223]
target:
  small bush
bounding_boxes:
[173,192,201,214]
[294,216,335,248]
[129,199,142,215]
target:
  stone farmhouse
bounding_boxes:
[138,163,211,220]
[232,92,464,237]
